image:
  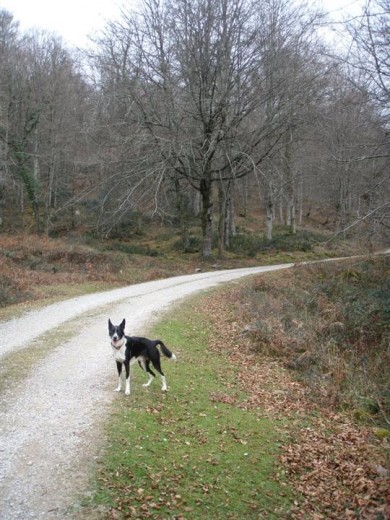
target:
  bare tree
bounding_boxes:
[329,0,390,241]
[92,0,326,256]
[132,0,269,257]
[248,0,326,239]
[2,1,387,247]
[0,10,21,226]
[0,14,92,234]
[346,0,389,115]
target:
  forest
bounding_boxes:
[0,0,389,258]
[0,4,389,515]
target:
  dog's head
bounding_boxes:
[108,318,126,348]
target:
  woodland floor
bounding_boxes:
[203,286,389,519]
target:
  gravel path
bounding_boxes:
[0,264,293,519]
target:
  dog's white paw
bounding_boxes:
[143,375,154,388]
[114,387,121,392]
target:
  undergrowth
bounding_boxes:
[0,228,365,310]
[241,255,390,426]
[228,228,326,256]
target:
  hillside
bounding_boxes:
[0,220,370,312]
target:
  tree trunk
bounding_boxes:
[174,178,190,252]
[242,175,248,219]
[16,151,41,234]
[31,132,41,234]
[339,164,351,238]
[200,177,213,258]
[225,181,235,247]
[266,190,274,241]
[278,197,284,224]
[298,175,303,226]
[218,182,226,257]
[218,180,236,256]
[192,188,201,217]
[44,162,55,236]
[284,130,296,235]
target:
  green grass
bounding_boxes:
[82,297,296,519]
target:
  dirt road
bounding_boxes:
[0,264,293,519]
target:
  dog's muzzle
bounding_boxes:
[111,337,125,350]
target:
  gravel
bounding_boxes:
[0,264,293,519]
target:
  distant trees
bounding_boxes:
[0,10,19,226]
[91,0,328,255]
[0,9,91,234]
[346,0,389,114]
[332,0,390,240]
[250,0,327,240]
[0,0,388,253]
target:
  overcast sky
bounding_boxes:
[0,0,364,48]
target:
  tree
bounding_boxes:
[346,0,389,115]
[131,0,270,257]
[0,13,92,234]
[331,0,390,241]
[0,10,20,225]
[92,0,325,256]
[248,0,326,239]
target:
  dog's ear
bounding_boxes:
[108,319,113,332]
[120,318,126,330]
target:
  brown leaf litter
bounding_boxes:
[202,286,389,519]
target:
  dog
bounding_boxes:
[108,318,176,395]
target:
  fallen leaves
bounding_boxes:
[203,285,390,520]
[281,416,390,519]
[209,392,237,405]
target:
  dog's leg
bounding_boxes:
[161,375,167,392]
[115,362,122,392]
[124,361,131,395]
[142,361,155,388]
[143,374,154,387]
[152,358,168,392]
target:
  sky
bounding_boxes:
[0,0,364,49]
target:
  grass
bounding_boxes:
[81,296,296,519]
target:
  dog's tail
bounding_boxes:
[155,340,177,361]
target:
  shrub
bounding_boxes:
[105,242,159,257]
[172,235,202,253]
[228,229,325,257]
[0,276,32,308]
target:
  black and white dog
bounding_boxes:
[108,318,176,395]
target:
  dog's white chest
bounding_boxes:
[112,346,126,363]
